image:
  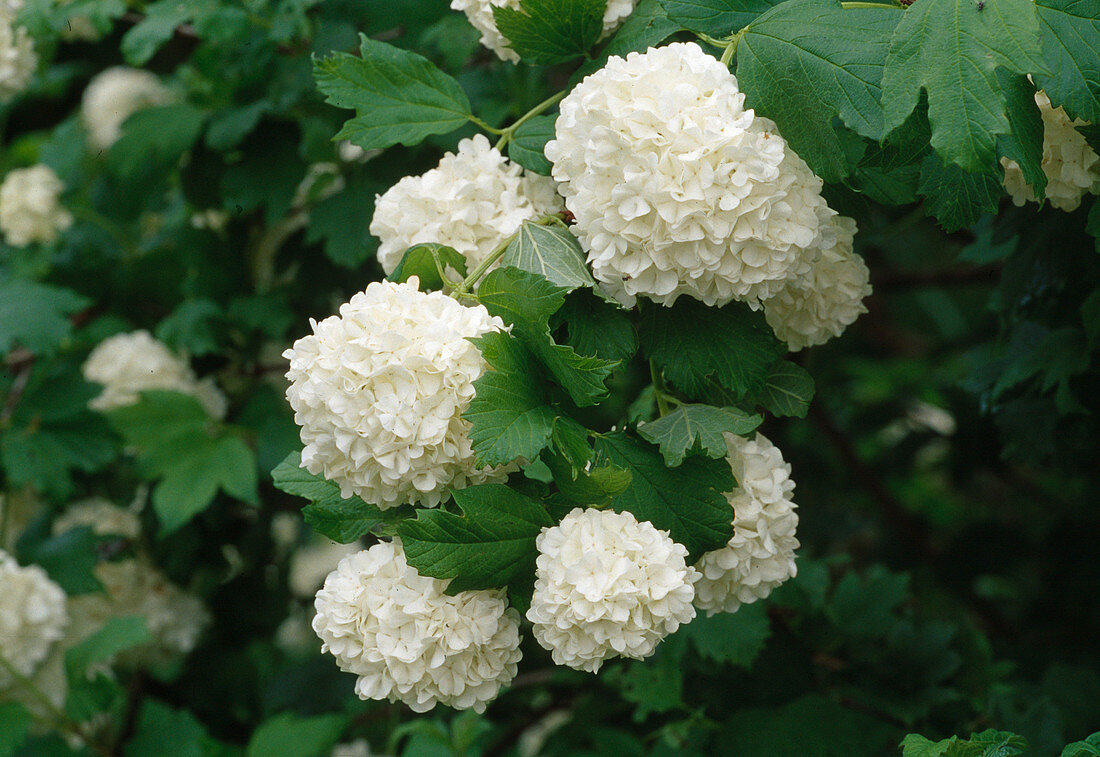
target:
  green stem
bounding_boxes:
[468,115,507,136]
[494,90,568,151]
[0,654,108,756]
[720,30,743,67]
[650,360,671,418]
[451,214,561,298]
[839,1,901,7]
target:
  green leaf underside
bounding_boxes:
[917,153,1002,233]
[658,0,785,37]
[996,71,1047,199]
[1033,0,1100,124]
[637,404,762,466]
[756,360,816,418]
[900,729,1028,757]
[398,483,555,593]
[314,35,472,151]
[736,0,901,182]
[389,243,469,291]
[509,115,556,175]
[882,0,1047,173]
[464,331,557,468]
[640,298,784,400]
[478,267,619,407]
[271,452,399,542]
[594,432,734,560]
[499,221,598,293]
[494,0,606,65]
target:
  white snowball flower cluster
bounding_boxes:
[53,497,142,540]
[81,66,172,151]
[370,135,562,276]
[0,6,35,102]
[451,0,638,63]
[312,540,522,713]
[694,433,799,616]
[284,279,510,508]
[526,508,698,673]
[1002,90,1100,212]
[0,165,73,247]
[83,330,228,419]
[0,550,68,686]
[764,215,872,351]
[547,42,837,309]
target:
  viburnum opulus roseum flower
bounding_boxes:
[0,550,68,686]
[693,433,800,616]
[763,215,873,351]
[312,540,523,712]
[283,278,510,508]
[81,66,172,150]
[0,165,72,247]
[370,135,562,276]
[1002,89,1100,212]
[526,508,699,672]
[546,41,840,309]
[450,0,639,63]
[0,6,35,102]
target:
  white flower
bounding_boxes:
[451,0,639,63]
[81,67,172,151]
[283,279,510,509]
[0,550,68,686]
[83,330,228,419]
[370,134,562,276]
[0,165,72,247]
[288,535,362,599]
[0,9,35,102]
[312,540,522,713]
[526,508,698,673]
[693,433,799,616]
[332,740,390,757]
[763,215,872,351]
[546,42,836,309]
[54,498,142,540]
[1002,90,1100,212]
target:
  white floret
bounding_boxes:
[0,550,68,686]
[0,165,72,247]
[451,0,639,63]
[283,278,511,509]
[370,134,562,276]
[83,330,228,419]
[0,8,35,102]
[312,540,522,713]
[81,67,172,151]
[693,433,799,615]
[546,42,836,309]
[53,498,142,540]
[526,508,698,673]
[763,214,872,351]
[1002,90,1100,212]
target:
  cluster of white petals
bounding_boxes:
[547,42,835,309]
[694,433,799,615]
[0,165,72,247]
[370,135,561,275]
[1002,90,1100,213]
[526,508,698,672]
[764,215,872,350]
[284,279,509,508]
[0,7,35,102]
[81,66,172,150]
[451,0,638,63]
[0,550,68,685]
[83,330,228,419]
[53,497,142,540]
[313,540,522,712]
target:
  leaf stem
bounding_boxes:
[720,30,744,67]
[468,115,507,135]
[650,360,671,418]
[494,90,568,151]
[450,213,562,298]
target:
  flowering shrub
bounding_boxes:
[1,0,1099,755]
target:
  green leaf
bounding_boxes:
[755,360,815,418]
[996,71,1047,199]
[493,0,606,65]
[610,634,686,720]
[594,432,734,560]
[881,0,1047,173]
[589,0,681,66]
[124,701,209,757]
[20,527,103,594]
[0,276,89,356]
[464,331,557,468]
[271,452,399,542]
[246,713,348,757]
[120,0,190,64]
[314,35,472,151]
[1061,732,1100,757]
[388,243,469,291]
[306,174,381,268]
[555,290,638,363]
[108,104,208,177]
[901,730,1029,757]
[478,267,619,407]
[397,483,555,593]
[543,450,632,506]
[509,115,555,175]
[657,0,784,36]
[827,564,910,638]
[682,602,771,667]
[917,153,1001,233]
[736,0,901,182]
[1033,0,1100,123]
[0,703,31,757]
[155,299,223,357]
[499,221,597,293]
[206,101,269,151]
[637,404,761,467]
[66,616,151,681]
[1082,289,1100,348]
[639,298,784,400]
